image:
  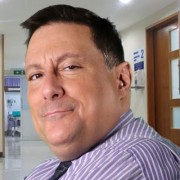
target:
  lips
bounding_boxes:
[43,109,74,118]
[39,100,76,118]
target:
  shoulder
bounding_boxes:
[24,157,60,180]
[95,136,180,179]
[127,138,180,179]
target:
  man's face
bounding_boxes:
[25,23,125,160]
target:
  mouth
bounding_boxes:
[39,100,76,120]
[44,109,73,118]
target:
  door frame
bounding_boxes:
[1,34,5,157]
[146,12,179,128]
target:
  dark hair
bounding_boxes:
[21,4,124,68]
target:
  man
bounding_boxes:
[21,4,180,180]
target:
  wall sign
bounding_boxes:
[133,48,145,87]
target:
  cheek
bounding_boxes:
[27,86,43,114]
[66,76,113,119]
[27,89,44,134]
[27,91,37,118]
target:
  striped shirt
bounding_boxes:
[25,109,180,180]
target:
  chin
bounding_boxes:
[44,130,88,161]
[45,131,71,147]
[45,136,76,160]
[49,141,86,161]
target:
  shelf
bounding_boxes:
[131,86,144,89]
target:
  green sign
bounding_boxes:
[13,70,25,75]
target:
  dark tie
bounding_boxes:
[49,161,72,180]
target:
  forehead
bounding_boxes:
[29,23,93,47]
[26,23,96,58]
[25,23,104,69]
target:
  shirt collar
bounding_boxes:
[88,109,134,152]
[102,109,134,141]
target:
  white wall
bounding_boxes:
[20,76,40,140]
[4,33,26,70]
[121,0,180,121]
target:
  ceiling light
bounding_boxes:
[119,0,132,4]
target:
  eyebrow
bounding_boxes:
[25,52,83,72]
[25,63,43,73]
[57,53,81,61]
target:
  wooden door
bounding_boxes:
[147,13,180,146]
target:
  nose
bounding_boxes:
[42,74,64,101]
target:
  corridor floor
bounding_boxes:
[0,137,53,180]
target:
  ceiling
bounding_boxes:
[0,0,177,35]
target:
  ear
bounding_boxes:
[115,62,132,99]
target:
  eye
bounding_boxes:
[28,74,43,81]
[64,65,81,71]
